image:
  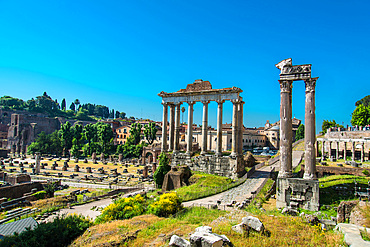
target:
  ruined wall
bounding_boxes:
[7,114,61,152]
[316,166,370,178]
[0,182,43,199]
[171,153,246,179]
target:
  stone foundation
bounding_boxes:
[276,178,319,211]
[171,153,245,179]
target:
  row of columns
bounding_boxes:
[161,99,244,157]
[279,78,318,179]
[320,140,366,162]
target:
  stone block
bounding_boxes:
[242,216,264,232]
[169,235,190,247]
[276,177,319,211]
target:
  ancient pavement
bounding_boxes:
[183,150,304,208]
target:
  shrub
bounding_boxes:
[363,169,370,176]
[95,194,145,224]
[0,214,92,247]
[148,192,182,217]
[32,191,47,200]
[153,152,171,187]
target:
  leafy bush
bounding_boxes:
[32,190,47,200]
[0,214,92,247]
[363,169,370,176]
[95,194,145,224]
[148,192,182,217]
[153,152,171,187]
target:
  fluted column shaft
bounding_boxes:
[278,80,293,178]
[352,142,356,161]
[168,104,175,152]
[161,103,168,152]
[238,101,245,155]
[321,141,325,162]
[201,101,209,155]
[336,142,339,160]
[231,100,239,157]
[186,102,194,155]
[173,103,182,154]
[344,142,347,161]
[216,100,224,156]
[304,78,317,179]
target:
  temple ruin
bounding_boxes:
[275,58,320,211]
[158,79,246,179]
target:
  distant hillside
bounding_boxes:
[0,92,126,121]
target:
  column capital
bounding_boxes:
[216,99,225,104]
[174,102,183,106]
[161,102,168,106]
[201,100,210,105]
[305,77,318,93]
[279,80,293,93]
[231,99,241,104]
[187,101,195,106]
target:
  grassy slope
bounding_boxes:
[71,178,344,247]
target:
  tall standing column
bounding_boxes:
[344,142,347,161]
[231,100,239,157]
[278,80,293,178]
[321,140,325,162]
[238,101,245,155]
[216,100,224,156]
[361,142,364,162]
[352,141,356,161]
[329,141,332,158]
[304,78,317,179]
[168,104,175,152]
[173,103,182,154]
[336,141,340,160]
[161,103,168,152]
[186,102,194,155]
[201,101,209,155]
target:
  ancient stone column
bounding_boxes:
[321,140,325,162]
[238,101,245,155]
[352,141,356,161]
[143,166,148,178]
[173,103,182,154]
[231,100,239,157]
[361,142,364,162]
[35,152,41,174]
[278,80,293,178]
[344,142,347,161]
[329,141,332,158]
[186,102,194,155]
[336,141,340,160]
[161,103,168,152]
[304,78,317,179]
[216,100,224,156]
[168,104,175,152]
[201,101,209,155]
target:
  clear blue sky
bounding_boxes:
[0,1,369,131]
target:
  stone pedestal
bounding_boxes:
[276,178,319,211]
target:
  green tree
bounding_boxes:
[322,120,344,134]
[119,112,126,119]
[70,102,76,111]
[61,98,66,111]
[74,99,80,110]
[130,123,142,145]
[75,108,92,121]
[115,110,120,119]
[143,122,158,145]
[355,95,370,107]
[153,152,171,187]
[60,122,74,156]
[27,131,62,155]
[0,96,25,110]
[71,124,84,157]
[351,104,370,126]
[295,124,304,141]
[96,122,114,154]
